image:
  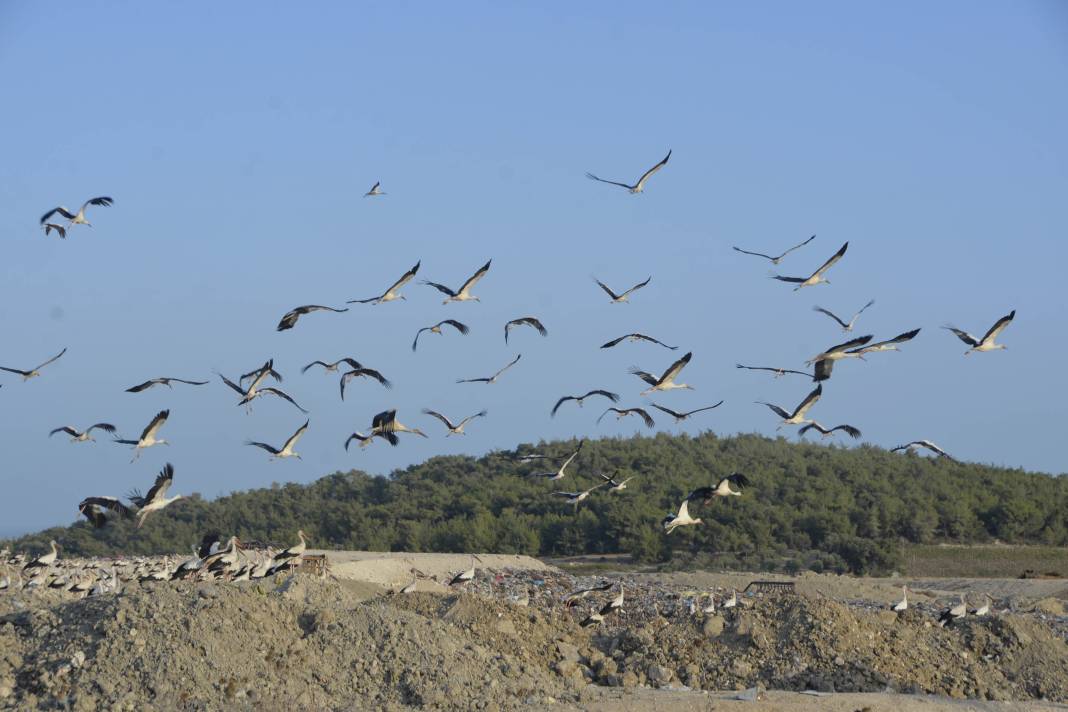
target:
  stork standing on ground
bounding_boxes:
[125,377,208,393]
[504,317,547,343]
[246,420,309,460]
[348,261,420,304]
[594,276,651,304]
[49,423,117,442]
[631,351,694,395]
[891,440,957,462]
[663,499,702,534]
[813,299,876,332]
[601,333,676,350]
[276,304,348,332]
[938,595,967,627]
[114,409,170,462]
[798,422,862,439]
[128,463,184,528]
[526,440,584,481]
[772,241,848,290]
[650,402,723,423]
[23,541,58,571]
[448,557,481,586]
[40,196,113,230]
[422,260,491,304]
[891,586,909,612]
[0,348,67,381]
[412,319,469,352]
[422,409,487,436]
[597,407,655,429]
[551,390,619,417]
[457,354,521,384]
[757,385,823,429]
[687,473,751,503]
[943,310,1015,355]
[732,234,816,265]
[586,150,671,194]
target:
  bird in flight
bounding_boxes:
[423,260,492,304]
[456,354,521,384]
[219,360,307,413]
[663,499,702,534]
[687,473,751,503]
[812,299,875,332]
[339,367,392,400]
[78,496,132,529]
[525,440,584,481]
[412,319,469,352]
[276,304,348,332]
[364,181,385,197]
[586,150,671,194]
[597,407,655,429]
[40,196,113,231]
[631,351,694,395]
[757,384,823,429]
[301,358,363,374]
[127,463,184,528]
[649,402,723,423]
[344,429,399,450]
[422,409,487,436]
[798,421,862,439]
[772,241,848,290]
[553,481,609,510]
[943,310,1015,355]
[846,328,921,358]
[246,420,309,460]
[735,364,812,379]
[370,409,428,440]
[42,223,68,239]
[732,234,815,265]
[594,276,651,304]
[891,440,957,462]
[601,333,676,350]
[125,377,208,393]
[599,473,635,493]
[551,390,619,417]
[806,335,874,382]
[348,261,420,304]
[49,423,117,443]
[0,348,67,381]
[504,317,548,343]
[114,409,171,462]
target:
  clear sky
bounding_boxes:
[1,2,1066,537]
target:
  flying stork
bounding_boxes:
[49,422,117,442]
[599,473,635,492]
[525,440,583,481]
[735,363,812,379]
[276,304,348,332]
[600,333,677,350]
[650,402,723,423]
[422,259,491,304]
[301,358,362,374]
[422,409,487,436]
[219,361,307,413]
[687,473,751,503]
[594,276,651,304]
[126,377,208,393]
[806,335,874,382]
[580,588,623,626]
[662,499,702,534]
[412,319,469,352]
[370,409,428,440]
[845,328,921,359]
[0,347,67,380]
[891,440,957,462]
[40,196,113,230]
[630,351,694,395]
[798,421,862,439]
[114,409,170,461]
[551,389,619,417]
[42,223,67,239]
[348,261,420,304]
[732,234,816,265]
[128,463,184,528]
[585,149,671,193]
[813,299,875,332]
[552,481,608,510]
[246,420,309,460]
[78,497,132,528]
[504,317,547,343]
[597,407,655,429]
[456,354,521,384]
[772,241,848,290]
[943,310,1015,355]
[344,429,399,450]
[339,367,392,400]
[364,182,385,197]
[757,384,822,429]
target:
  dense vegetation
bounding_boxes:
[7,432,1066,575]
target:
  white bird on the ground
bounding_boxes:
[422,260,492,304]
[422,409,487,436]
[687,473,751,503]
[50,422,117,442]
[457,354,521,384]
[364,181,385,197]
[663,499,702,534]
[772,241,848,290]
[891,586,909,612]
[339,367,392,400]
[504,317,547,343]
[348,261,420,304]
[650,402,723,423]
[448,557,480,586]
[631,351,694,395]
[276,304,349,332]
[586,150,671,194]
[732,234,815,265]
[972,594,993,617]
[553,481,609,509]
[301,358,362,374]
[125,377,209,393]
[599,473,635,493]
[813,299,875,332]
[551,390,619,417]
[272,530,308,566]
[40,196,113,230]
[23,540,59,571]
[594,276,651,304]
[597,407,655,429]
[702,593,717,614]
[943,310,1015,355]
[564,582,614,607]
[757,385,823,429]
[891,440,957,462]
[0,347,67,381]
[412,319,469,352]
[246,420,309,460]
[128,463,183,528]
[114,409,171,462]
[938,595,967,627]
[722,589,738,609]
[600,333,676,350]
[526,440,584,481]
[798,421,862,439]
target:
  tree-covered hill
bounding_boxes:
[8,432,1066,574]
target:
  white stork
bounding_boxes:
[891,440,957,462]
[344,429,399,450]
[757,384,822,429]
[114,409,170,461]
[301,358,362,374]
[456,354,521,384]
[526,440,584,481]
[650,402,723,423]
[42,223,67,239]
[23,541,59,571]
[276,304,348,332]
[798,421,862,439]
[891,586,908,612]
[599,473,635,492]
[272,530,308,565]
[631,351,694,395]
[772,241,848,290]
[564,582,614,607]
[813,299,875,332]
[78,497,132,528]
[40,196,113,230]
[246,420,309,460]
[0,347,67,380]
[504,317,547,343]
[687,473,751,503]
[125,377,208,393]
[735,363,812,379]
[412,319,469,352]
[601,333,676,350]
[943,310,1015,355]
[339,367,392,400]
[732,234,815,265]
[348,261,420,304]
[597,407,655,429]
[972,594,993,617]
[845,328,922,359]
[422,260,491,304]
[553,481,608,510]
[448,557,480,586]
[219,360,307,413]
[370,409,428,440]
[422,409,487,436]
[128,463,183,528]
[50,422,117,442]
[938,595,967,627]
[551,390,619,417]
[586,150,671,193]
[594,276,651,304]
[364,181,385,197]
[663,499,702,534]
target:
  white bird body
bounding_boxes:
[586,150,671,194]
[757,385,822,428]
[422,409,487,436]
[364,181,385,197]
[892,586,908,612]
[23,540,59,570]
[553,481,608,509]
[50,422,117,442]
[115,409,170,462]
[663,499,702,534]
[943,310,1015,355]
[773,241,848,290]
[595,277,651,304]
[423,260,491,304]
[247,420,309,460]
[130,463,183,528]
[632,352,694,396]
[349,261,420,304]
[527,441,583,481]
[40,196,113,229]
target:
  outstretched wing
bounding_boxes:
[422,280,457,297]
[619,277,651,299]
[491,354,521,380]
[732,246,775,261]
[683,402,724,417]
[40,206,77,224]
[809,241,848,279]
[422,409,455,429]
[791,385,823,419]
[758,402,792,420]
[143,463,175,504]
[259,387,308,413]
[774,234,817,260]
[441,319,469,334]
[600,335,627,349]
[246,440,280,455]
[650,404,683,419]
[387,261,421,294]
[586,173,633,190]
[86,423,117,435]
[594,279,620,300]
[633,149,671,190]
[49,426,78,437]
[981,310,1015,345]
[34,348,68,371]
[551,396,575,417]
[629,368,660,386]
[630,408,655,428]
[942,325,978,346]
[283,420,310,450]
[725,472,751,488]
[141,410,170,440]
[812,306,849,329]
[458,260,492,295]
[657,351,692,384]
[82,196,114,211]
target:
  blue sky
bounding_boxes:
[1,2,1066,536]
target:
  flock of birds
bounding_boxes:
[4,152,1017,590]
